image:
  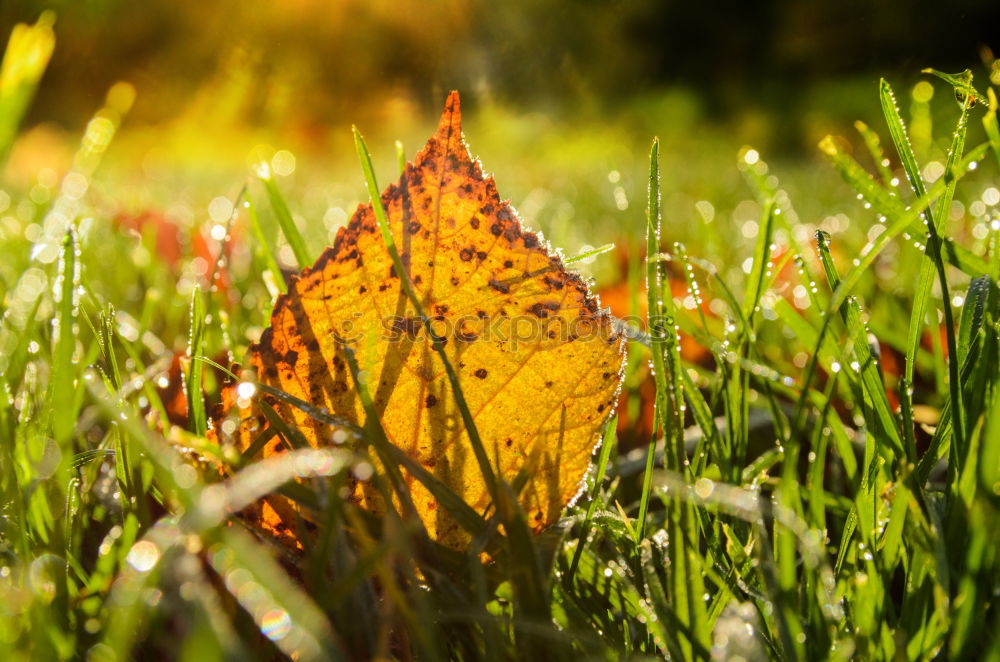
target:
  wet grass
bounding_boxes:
[1,18,1000,660]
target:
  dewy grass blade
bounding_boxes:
[887,76,973,468]
[818,135,905,220]
[956,276,990,367]
[820,134,991,277]
[50,229,79,447]
[826,142,988,313]
[903,96,969,392]
[914,337,986,485]
[921,68,987,106]
[564,242,615,264]
[815,231,902,457]
[880,79,929,202]
[186,285,207,437]
[84,376,197,511]
[644,139,670,452]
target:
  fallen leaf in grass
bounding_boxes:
[215,92,625,550]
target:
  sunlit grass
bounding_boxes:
[1,17,999,661]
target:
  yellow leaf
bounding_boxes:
[219,92,625,550]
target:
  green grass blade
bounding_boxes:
[979,373,1000,497]
[395,139,406,175]
[984,89,1000,169]
[564,242,615,264]
[854,120,895,187]
[0,13,55,163]
[880,78,929,201]
[921,68,987,105]
[903,86,970,388]
[635,416,658,544]
[339,339,419,518]
[245,189,287,295]
[186,286,207,436]
[258,398,310,450]
[645,139,670,468]
[815,231,903,457]
[742,199,775,323]
[818,135,905,219]
[260,173,312,268]
[568,416,617,578]
[819,134,992,278]
[50,230,79,447]
[957,277,990,366]
[882,75,971,467]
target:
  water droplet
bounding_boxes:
[126,540,160,572]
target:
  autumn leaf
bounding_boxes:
[216,92,625,550]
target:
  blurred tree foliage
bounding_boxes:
[1,0,998,139]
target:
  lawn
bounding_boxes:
[1,11,999,661]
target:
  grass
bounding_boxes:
[1,16,1000,659]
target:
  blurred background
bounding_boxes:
[3,0,997,267]
[3,0,998,191]
[1,1,998,131]
[1,1,998,337]
[2,0,999,278]
[1,1,999,442]
[3,0,999,147]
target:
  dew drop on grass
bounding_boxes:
[260,608,293,642]
[126,541,160,572]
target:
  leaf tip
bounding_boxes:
[438,90,463,136]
